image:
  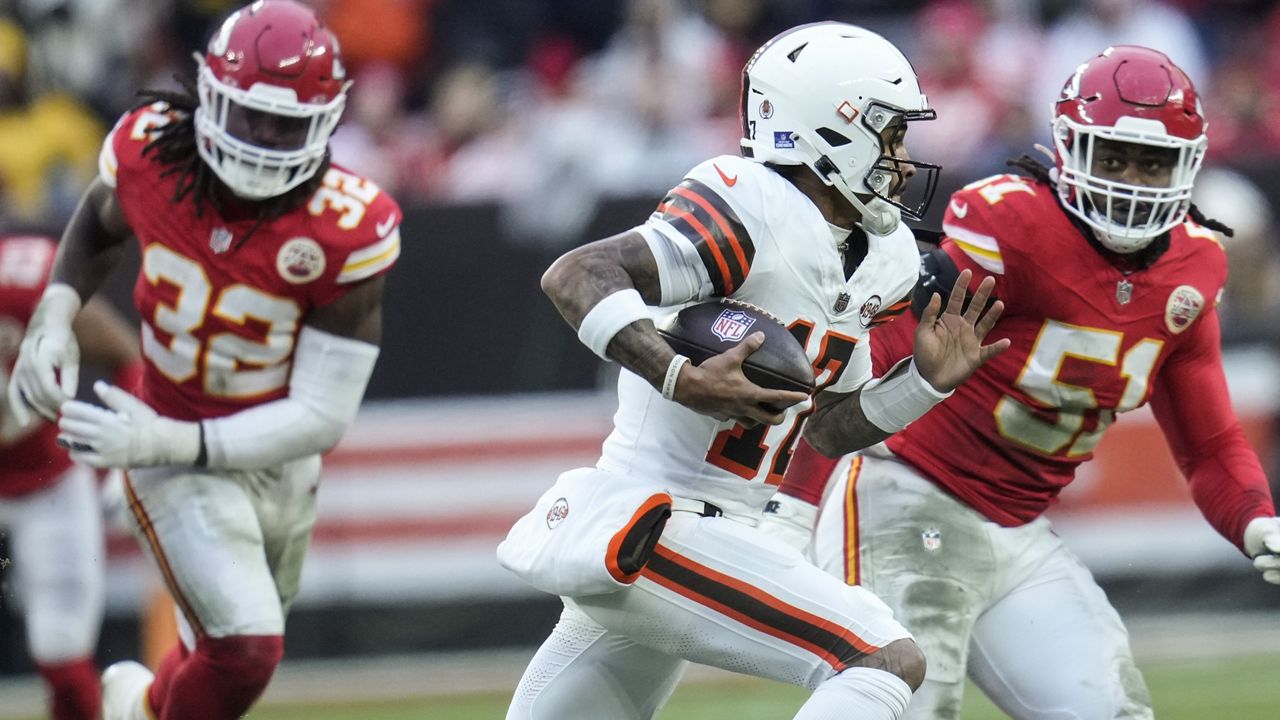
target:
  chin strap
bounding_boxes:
[796,135,903,237]
[849,193,901,236]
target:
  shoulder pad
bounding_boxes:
[941,174,1043,276]
[653,156,763,296]
[99,103,179,189]
[305,167,403,285]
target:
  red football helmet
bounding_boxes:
[1052,46,1207,252]
[195,0,350,200]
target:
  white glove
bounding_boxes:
[0,366,40,445]
[7,283,81,425]
[1244,516,1280,585]
[759,493,820,554]
[57,381,201,469]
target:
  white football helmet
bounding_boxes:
[740,22,938,234]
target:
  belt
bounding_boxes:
[670,497,724,518]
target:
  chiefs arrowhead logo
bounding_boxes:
[713,163,738,188]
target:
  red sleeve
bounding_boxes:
[870,310,917,377]
[1150,310,1275,553]
[778,437,841,505]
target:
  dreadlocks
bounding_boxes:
[135,75,329,236]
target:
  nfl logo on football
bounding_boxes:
[711,309,756,342]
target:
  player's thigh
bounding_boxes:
[124,466,284,637]
[10,465,104,662]
[508,601,687,720]
[814,453,995,713]
[577,511,910,690]
[253,455,320,615]
[968,541,1152,719]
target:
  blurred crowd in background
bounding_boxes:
[0,0,1277,344]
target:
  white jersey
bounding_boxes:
[598,155,919,516]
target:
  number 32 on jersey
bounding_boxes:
[142,245,301,398]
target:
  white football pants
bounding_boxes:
[507,510,913,719]
[814,451,1154,719]
[123,456,320,642]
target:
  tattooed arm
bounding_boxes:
[541,231,807,426]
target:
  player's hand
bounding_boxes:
[912,269,1010,393]
[674,333,810,427]
[57,381,201,469]
[7,284,83,425]
[758,493,819,554]
[1244,516,1280,584]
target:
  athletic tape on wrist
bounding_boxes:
[661,354,690,401]
[577,289,650,361]
[859,358,952,434]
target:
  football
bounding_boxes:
[656,299,815,394]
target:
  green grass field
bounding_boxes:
[241,653,1278,719]
[12,652,1271,719]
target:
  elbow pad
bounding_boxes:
[202,327,379,470]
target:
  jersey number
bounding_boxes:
[705,322,857,484]
[142,245,301,398]
[995,320,1162,457]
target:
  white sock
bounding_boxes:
[794,667,913,720]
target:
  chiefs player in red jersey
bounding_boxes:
[7,3,401,720]
[1,234,140,720]
[765,46,1280,718]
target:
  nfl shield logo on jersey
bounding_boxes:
[1164,285,1204,334]
[922,527,942,552]
[711,309,756,342]
[209,227,233,254]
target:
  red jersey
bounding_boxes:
[871,173,1273,549]
[100,104,402,421]
[0,235,75,496]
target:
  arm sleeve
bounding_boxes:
[1150,310,1275,553]
[869,305,917,377]
[201,327,379,470]
[778,437,842,505]
[648,161,759,298]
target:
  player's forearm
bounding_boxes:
[201,327,378,469]
[1183,425,1276,554]
[803,389,893,458]
[543,233,675,387]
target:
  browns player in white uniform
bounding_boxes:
[501,23,1007,720]
[773,47,1280,718]
[1,234,140,720]
[7,3,400,720]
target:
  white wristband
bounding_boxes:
[859,358,952,434]
[577,289,650,361]
[33,283,83,327]
[661,354,690,401]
